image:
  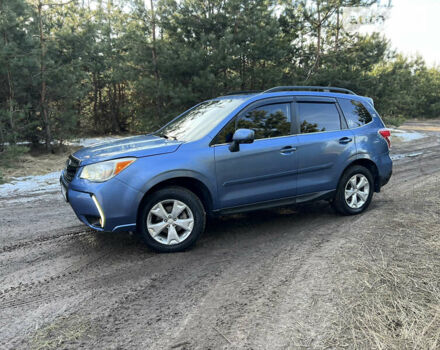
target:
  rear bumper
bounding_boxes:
[62,174,141,232]
[377,152,393,189]
[380,169,392,187]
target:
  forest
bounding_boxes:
[1,0,440,152]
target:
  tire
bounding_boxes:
[138,186,206,252]
[332,165,374,216]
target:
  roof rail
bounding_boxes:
[263,86,356,95]
[224,90,262,96]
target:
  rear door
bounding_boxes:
[293,96,356,196]
[213,98,298,209]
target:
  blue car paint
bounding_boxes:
[214,135,299,208]
[296,128,357,196]
[73,135,182,166]
[61,91,392,232]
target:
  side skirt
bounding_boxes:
[214,190,336,216]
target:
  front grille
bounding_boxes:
[63,155,81,184]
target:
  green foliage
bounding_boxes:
[0,0,439,146]
[0,145,29,168]
[383,115,406,128]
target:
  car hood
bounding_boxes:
[72,135,182,165]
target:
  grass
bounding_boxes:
[324,178,440,349]
[0,145,29,184]
[383,115,407,128]
[30,315,90,350]
[0,144,80,183]
[0,145,29,167]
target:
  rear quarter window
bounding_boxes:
[338,99,372,128]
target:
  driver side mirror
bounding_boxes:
[229,128,255,152]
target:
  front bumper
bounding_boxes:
[61,174,141,232]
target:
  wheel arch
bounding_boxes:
[341,157,380,192]
[136,174,215,227]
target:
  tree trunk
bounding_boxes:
[306,0,321,82]
[4,32,16,144]
[93,74,98,130]
[250,58,255,90]
[98,83,104,133]
[38,1,52,151]
[316,4,321,68]
[0,124,4,152]
[111,83,119,132]
[335,4,340,51]
[241,55,246,89]
[150,0,161,120]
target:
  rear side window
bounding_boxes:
[338,99,372,128]
[236,103,291,140]
[297,102,341,133]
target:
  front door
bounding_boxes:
[213,100,298,209]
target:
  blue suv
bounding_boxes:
[61,86,392,252]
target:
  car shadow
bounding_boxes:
[86,200,337,256]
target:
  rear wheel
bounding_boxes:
[138,186,206,252]
[332,165,374,215]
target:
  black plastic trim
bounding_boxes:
[214,190,335,215]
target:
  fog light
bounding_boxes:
[91,195,105,228]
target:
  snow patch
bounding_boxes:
[390,151,424,161]
[390,128,426,142]
[0,171,61,199]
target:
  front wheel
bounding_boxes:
[332,165,374,215]
[138,186,206,252]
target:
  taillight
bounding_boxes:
[378,129,391,148]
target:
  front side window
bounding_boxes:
[298,102,341,133]
[338,99,372,128]
[157,98,245,142]
[237,103,291,140]
[214,103,292,144]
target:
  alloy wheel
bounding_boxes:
[146,199,194,245]
[344,174,370,209]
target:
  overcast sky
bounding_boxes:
[381,0,439,66]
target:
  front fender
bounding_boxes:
[132,169,218,221]
[141,169,216,197]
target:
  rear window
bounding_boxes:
[298,102,341,133]
[338,99,372,128]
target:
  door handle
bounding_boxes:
[339,137,352,144]
[280,146,297,154]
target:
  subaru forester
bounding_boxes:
[61,86,392,252]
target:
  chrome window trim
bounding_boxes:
[295,129,346,136]
[212,133,297,147]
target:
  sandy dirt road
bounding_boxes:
[1,121,439,349]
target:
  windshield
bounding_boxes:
[156,99,245,142]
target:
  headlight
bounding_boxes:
[80,158,136,182]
